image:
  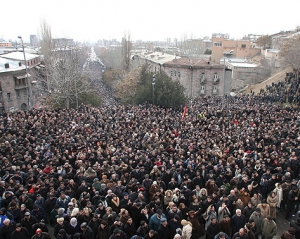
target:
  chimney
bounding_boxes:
[19,62,22,66]
[4,63,9,69]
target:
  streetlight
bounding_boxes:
[18,36,33,110]
[152,74,156,105]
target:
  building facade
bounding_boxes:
[211,37,260,63]
[132,52,226,98]
[0,52,41,112]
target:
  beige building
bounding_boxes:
[0,42,12,48]
[211,37,260,63]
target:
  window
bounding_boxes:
[24,90,27,96]
[200,72,206,83]
[214,42,222,46]
[200,85,205,94]
[170,70,173,77]
[16,91,20,99]
[7,93,11,101]
[178,71,180,77]
[174,71,176,77]
[213,73,219,83]
[241,44,246,48]
[213,85,218,93]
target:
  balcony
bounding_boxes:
[213,78,220,85]
[15,84,28,90]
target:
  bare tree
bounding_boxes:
[256,35,272,50]
[122,32,132,72]
[38,20,92,108]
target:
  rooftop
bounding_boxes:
[1,51,39,61]
[0,57,24,73]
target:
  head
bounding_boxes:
[236,209,242,216]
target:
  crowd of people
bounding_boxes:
[0,71,300,239]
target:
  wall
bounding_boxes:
[211,37,261,63]
[0,70,29,111]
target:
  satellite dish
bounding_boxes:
[230,92,236,97]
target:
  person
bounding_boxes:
[261,215,277,239]
[231,209,246,235]
[67,217,80,238]
[136,220,149,238]
[281,227,296,239]
[244,223,255,239]
[286,187,299,220]
[257,199,270,219]
[31,228,51,239]
[249,208,264,238]
[80,222,94,239]
[109,229,127,239]
[290,218,300,239]
[168,215,182,239]
[181,219,192,239]
[124,217,137,239]
[149,209,166,231]
[11,223,30,239]
[0,218,16,239]
[157,218,169,239]
[21,211,38,237]
[54,217,68,239]
[213,232,230,239]
[97,220,111,239]
[206,217,219,239]
[145,229,159,239]
[232,228,248,239]
[218,215,231,238]
[187,210,205,239]
[267,192,278,220]
[56,229,71,239]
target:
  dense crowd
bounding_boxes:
[0,71,300,239]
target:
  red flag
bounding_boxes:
[182,105,188,120]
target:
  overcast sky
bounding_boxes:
[2,0,300,43]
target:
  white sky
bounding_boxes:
[1,0,300,43]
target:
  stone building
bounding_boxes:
[0,52,41,112]
[131,52,226,98]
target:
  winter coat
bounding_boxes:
[289,220,300,239]
[182,223,193,239]
[281,231,296,239]
[249,211,264,235]
[274,185,283,208]
[267,195,278,219]
[206,222,219,239]
[261,219,277,239]
[97,225,111,239]
[10,227,30,239]
[82,226,95,239]
[231,214,246,235]
[149,214,167,231]
[158,224,170,239]
[257,204,270,218]
[0,222,16,239]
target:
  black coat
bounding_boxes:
[206,222,219,239]
[11,227,30,239]
[158,224,170,239]
[124,222,137,239]
[82,226,95,239]
[97,225,111,239]
[0,222,16,239]
[21,215,39,237]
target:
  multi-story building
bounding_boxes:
[0,52,41,112]
[132,52,226,98]
[0,41,12,48]
[211,37,260,63]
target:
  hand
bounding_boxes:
[296,197,298,200]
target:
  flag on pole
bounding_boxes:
[182,104,188,120]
